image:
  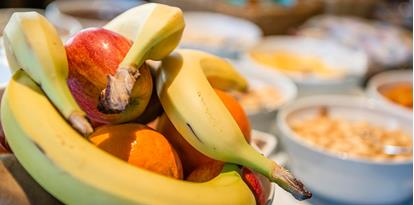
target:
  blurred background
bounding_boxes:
[0,1,413,205]
[2,0,412,31]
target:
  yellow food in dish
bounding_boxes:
[379,82,413,110]
[250,51,344,79]
[289,108,412,161]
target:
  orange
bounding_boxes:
[214,89,251,141]
[186,161,224,182]
[89,123,183,179]
[157,89,251,178]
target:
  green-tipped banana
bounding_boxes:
[201,54,248,92]
[157,49,312,200]
[1,70,256,205]
[99,3,185,113]
[2,12,92,136]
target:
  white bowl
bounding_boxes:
[251,129,278,157]
[275,95,413,205]
[181,12,262,59]
[243,36,368,96]
[366,69,412,118]
[232,60,297,132]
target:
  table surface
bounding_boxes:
[272,181,413,205]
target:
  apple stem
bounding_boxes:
[98,66,140,113]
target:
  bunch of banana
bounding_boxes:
[1,71,256,204]
[1,3,311,204]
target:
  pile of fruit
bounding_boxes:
[0,3,311,204]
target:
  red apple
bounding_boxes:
[241,167,269,205]
[65,28,153,124]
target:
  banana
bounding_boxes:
[99,3,185,113]
[136,55,248,124]
[1,70,256,205]
[157,49,312,200]
[2,12,92,136]
[200,56,248,92]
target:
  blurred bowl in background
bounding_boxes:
[243,36,368,96]
[0,9,16,90]
[181,12,262,59]
[276,95,413,205]
[298,15,413,72]
[45,0,144,30]
[0,8,79,40]
[366,69,412,118]
[0,39,11,90]
[232,60,297,132]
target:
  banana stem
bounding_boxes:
[98,30,151,113]
[97,4,184,113]
[239,145,312,200]
[98,65,141,113]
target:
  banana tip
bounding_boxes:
[69,112,93,136]
[290,178,312,200]
[271,164,312,201]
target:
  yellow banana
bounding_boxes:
[1,70,256,205]
[136,55,248,124]
[157,49,311,200]
[2,12,92,136]
[99,3,185,113]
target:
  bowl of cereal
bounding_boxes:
[276,95,413,204]
[367,70,412,118]
[231,60,297,132]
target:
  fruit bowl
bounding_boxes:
[275,95,413,204]
[0,4,312,204]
